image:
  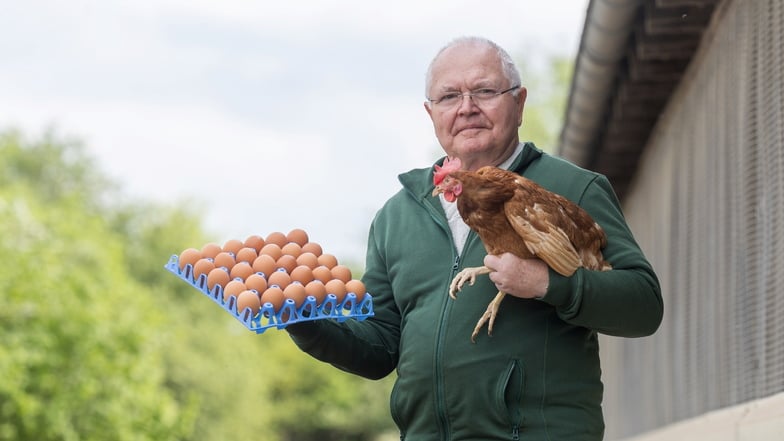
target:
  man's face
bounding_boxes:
[425,44,526,169]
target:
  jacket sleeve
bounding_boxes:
[285,221,401,380]
[539,174,663,337]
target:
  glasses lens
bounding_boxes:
[431,86,517,108]
[437,93,462,106]
[472,89,500,101]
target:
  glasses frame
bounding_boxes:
[427,85,521,108]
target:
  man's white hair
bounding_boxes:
[424,36,523,98]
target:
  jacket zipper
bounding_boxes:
[433,252,459,439]
[504,359,524,440]
[424,196,476,440]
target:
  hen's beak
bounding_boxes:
[432,185,443,197]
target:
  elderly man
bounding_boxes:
[287,36,662,440]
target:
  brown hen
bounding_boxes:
[432,157,612,342]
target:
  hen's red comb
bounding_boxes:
[433,156,462,185]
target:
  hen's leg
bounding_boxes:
[449,266,492,299]
[471,291,506,343]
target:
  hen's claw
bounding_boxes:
[449,266,492,299]
[471,291,507,343]
[449,270,475,299]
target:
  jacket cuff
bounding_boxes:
[285,321,324,350]
[538,268,574,308]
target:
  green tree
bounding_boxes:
[0,130,193,440]
[518,54,574,153]
[0,128,396,440]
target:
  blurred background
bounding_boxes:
[0,0,588,439]
[0,0,587,265]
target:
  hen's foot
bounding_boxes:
[471,291,506,343]
[449,266,492,299]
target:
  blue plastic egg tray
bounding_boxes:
[164,255,374,333]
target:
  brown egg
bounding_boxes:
[206,267,230,291]
[265,231,288,248]
[243,234,266,252]
[324,279,347,303]
[283,283,308,308]
[223,279,247,301]
[301,241,323,256]
[311,265,333,283]
[222,239,244,256]
[345,279,367,299]
[178,247,202,271]
[260,286,285,311]
[235,247,258,265]
[296,252,319,269]
[286,228,309,247]
[305,280,327,304]
[236,290,261,316]
[252,254,277,277]
[280,242,302,258]
[275,255,298,273]
[330,264,352,283]
[267,270,291,289]
[290,265,314,285]
[230,262,254,281]
[193,258,216,281]
[245,273,268,294]
[259,243,283,261]
[213,252,236,270]
[317,253,338,269]
[200,243,222,259]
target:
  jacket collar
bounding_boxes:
[399,142,544,200]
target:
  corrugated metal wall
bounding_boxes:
[600,0,784,438]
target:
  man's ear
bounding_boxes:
[516,87,528,126]
[424,101,434,120]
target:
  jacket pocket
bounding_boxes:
[496,359,525,439]
[389,377,407,437]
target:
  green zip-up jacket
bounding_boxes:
[287,143,663,440]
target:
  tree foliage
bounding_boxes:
[517,54,574,153]
[0,128,394,440]
[0,130,190,440]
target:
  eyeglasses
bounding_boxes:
[427,85,520,109]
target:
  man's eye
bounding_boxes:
[473,89,497,98]
[438,93,461,103]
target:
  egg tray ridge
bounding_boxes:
[165,255,374,333]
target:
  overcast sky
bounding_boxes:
[0,0,589,265]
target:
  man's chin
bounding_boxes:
[454,136,491,154]
[457,128,486,138]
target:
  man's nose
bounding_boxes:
[456,94,479,113]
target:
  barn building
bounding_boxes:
[559,0,784,439]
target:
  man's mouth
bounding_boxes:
[455,124,487,135]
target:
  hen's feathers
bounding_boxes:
[432,162,611,341]
[447,166,610,275]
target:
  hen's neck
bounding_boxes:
[439,193,471,255]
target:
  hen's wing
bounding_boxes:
[505,200,582,276]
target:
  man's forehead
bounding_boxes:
[432,76,497,91]
[431,44,502,82]
[430,64,503,89]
